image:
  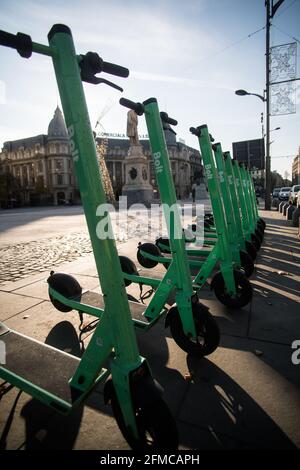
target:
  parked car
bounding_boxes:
[278,187,292,201]
[288,184,300,205]
[272,187,281,199]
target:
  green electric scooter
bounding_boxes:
[135,118,253,308]
[0,25,178,451]
[240,163,266,236]
[149,138,255,277]
[118,97,220,355]
[233,160,264,251]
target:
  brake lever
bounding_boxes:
[79,52,123,91]
[90,76,123,91]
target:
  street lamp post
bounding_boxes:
[235,0,286,210]
[235,88,267,203]
[265,0,272,210]
[235,89,281,204]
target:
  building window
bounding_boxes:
[115,162,122,185]
[57,174,63,185]
[38,161,43,173]
[48,159,52,170]
[56,159,63,170]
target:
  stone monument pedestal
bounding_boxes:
[195,180,209,200]
[121,144,153,207]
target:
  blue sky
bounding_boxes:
[0,0,299,177]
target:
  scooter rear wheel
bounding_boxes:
[245,240,257,261]
[211,270,253,309]
[119,256,139,286]
[239,250,255,277]
[155,237,170,253]
[47,272,82,312]
[168,303,220,356]
[251,232,261,251]
[137,243,160,268]
[255,227,264,242]
[110,389,178,451]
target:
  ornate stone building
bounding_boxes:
[0,107,78,207]
[0,107,202,207]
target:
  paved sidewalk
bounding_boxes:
[0,208,299,450]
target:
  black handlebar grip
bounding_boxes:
[0,30,17,48]
[119,98,144,115]
[190,127,199,136]
[0,30,32,58]
[160,112,177,126]
[102,61,129,78]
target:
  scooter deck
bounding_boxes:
[0,324,84,412]
[81,291,150,325]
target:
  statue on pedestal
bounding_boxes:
[121,110,153,207]
[127,110,139,146]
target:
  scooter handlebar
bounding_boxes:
[190,127,199,136]
[0,30,32,58]
[119,98,144,115]
[160,112,177,126]
[102,61,129,78]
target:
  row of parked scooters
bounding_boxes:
[0,24,265,451]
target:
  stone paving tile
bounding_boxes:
[177,420,253,450]
[0,386,130,450]
[4,301,87,340]
[179,343,300,449]
[248,293,300,345]
[0,291,43,322]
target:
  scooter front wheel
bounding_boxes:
[110,389,178,451]
[168,303,220,356]
[211,270,252,309]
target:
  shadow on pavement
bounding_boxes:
[184,356,297,450]
[14,321,83,450]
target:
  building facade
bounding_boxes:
[292,148,300,184]
[0,107,78,207]
[0,107,202,207]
